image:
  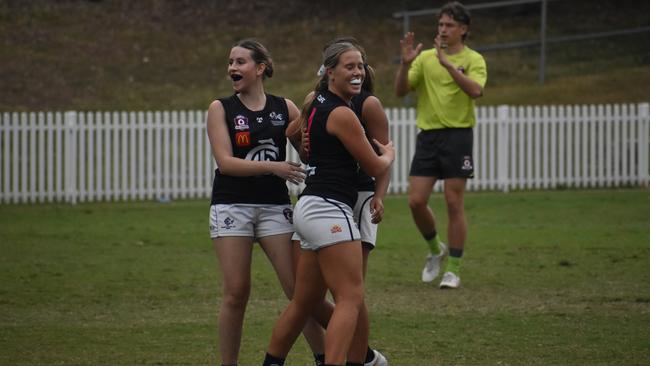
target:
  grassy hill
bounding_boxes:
[1,0,649,111]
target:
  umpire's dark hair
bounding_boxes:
[438,1,471,41]
[233,39,274,79]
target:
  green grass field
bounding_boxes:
[1,189,649,365]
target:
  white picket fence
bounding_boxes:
[1,103,648,204]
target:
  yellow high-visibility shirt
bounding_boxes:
[408,46,487,130]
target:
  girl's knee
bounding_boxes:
[222,284,250,309]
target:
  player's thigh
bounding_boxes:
[408,176,437,203]
[317,241,364,300]
[294,249,328,306]
[213,236,254,293]
[258,233,295,298]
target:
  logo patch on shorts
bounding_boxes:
[221,217,235,230]
[330,224,342,234]
[283,208,293,224]
[461,156,473,170]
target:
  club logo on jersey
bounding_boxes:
[269,111,286,126]
[222,217,235,230]
[330,224,342,234]
[234,115,249,130]
[317,94,326,103]
[461,155,473,170]
[256,116,264,123]
[245,138,279,163]
[235,132,250,147]
[283,208,293,224]
[457,66,466,74]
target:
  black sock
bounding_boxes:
[345,363,364,366]
[449,247,463,258]
[262,352,285,366]
[314,353,325,365]
[365,347,375,363]
[423,229,437,241]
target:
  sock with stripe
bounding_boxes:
[423,230,442,255]
[445,248,463,275]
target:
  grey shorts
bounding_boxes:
[293,195,361,251]
[209,204,294,239]
[354,191,378,248]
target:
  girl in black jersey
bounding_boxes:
[206,39,325,366]
[282,38,391,366]
[338,38,391,366]
[263,42,395,366]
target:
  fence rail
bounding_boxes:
[1,103,649,204]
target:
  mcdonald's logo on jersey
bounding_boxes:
[235,132,250,147]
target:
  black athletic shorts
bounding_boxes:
[409,128,474,179]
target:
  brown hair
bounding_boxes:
[299,41,361,129]
[438,1,471,41]
[323,36,374,93]
[232,39,274,79]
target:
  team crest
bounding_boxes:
[283,208,293,224]
[222,217,235,230]
[269,111,286,126]
[234,115,249,130]
[330,224,342,234]
[461,155,473,170]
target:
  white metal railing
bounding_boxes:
[1,103,648,204]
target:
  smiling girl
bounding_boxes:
[262,41,395,366]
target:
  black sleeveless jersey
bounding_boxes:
[351,90,376,192]
[301,89,358,208]
[210,93,290,205]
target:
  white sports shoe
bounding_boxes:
[439,271,461,289]
[421,242,447,283]
[365,349,388,366]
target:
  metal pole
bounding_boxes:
[403,14,410,35]
[538,0,547,84]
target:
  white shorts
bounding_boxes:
[209,204,294,239]
[354,191,378,248]
[294,195,361,251]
